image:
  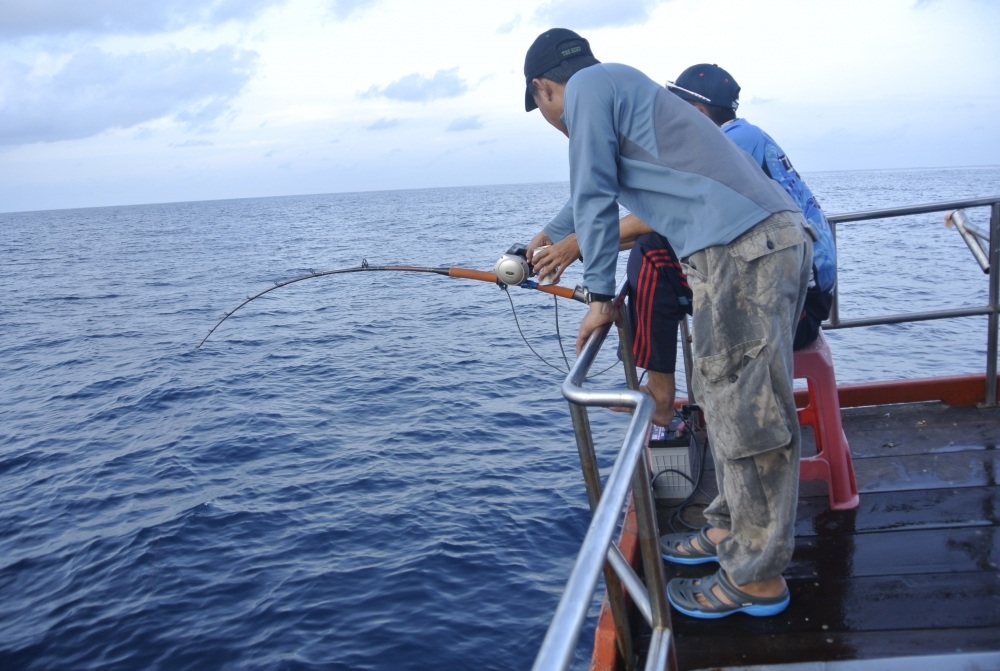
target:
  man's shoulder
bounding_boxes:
[572,62,655,89]
[566,64,659,115]
[722,118,773,157]
[723,118,765,139]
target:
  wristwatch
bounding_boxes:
[572,286,616,304]
[586,291,615,303]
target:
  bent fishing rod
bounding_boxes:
[196,245,592,350]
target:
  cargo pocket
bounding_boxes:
[731,218,807,264]
[729,219,809,318]
[696,339,792,460]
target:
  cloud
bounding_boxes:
[498,15,521,33]
[326,0,379,20]
[360,68,468,102]
[367,118,401,130]
[0,0,284,38]
[446,116,483,132]
[0,46,258,146]
[534,0,663,29]
[171,139,215,148]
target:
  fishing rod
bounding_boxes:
[196,245,588,349]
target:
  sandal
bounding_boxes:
[667,569,790,619]
[660,526,719,565]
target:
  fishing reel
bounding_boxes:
[493,243,534,285]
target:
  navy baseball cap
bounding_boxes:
[667,63,740,111]
[523,28,593,112]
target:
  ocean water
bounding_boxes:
[1,167,998,670]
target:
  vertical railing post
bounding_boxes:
[828,220,841,328]
[629,442,677,670]
[985,203,999,406]
[568,396,636,670]
[568,309,636,670]
[617,298,642,394]
[616,296,677,670]
[679,316,695,406]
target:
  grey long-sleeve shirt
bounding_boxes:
[543,63,798,296]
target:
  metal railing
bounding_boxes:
[530,289,674,671]
[824,196,1000,406]
[531,195,1000,671]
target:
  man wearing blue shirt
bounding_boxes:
[668,63,837,350]
[523,28,813,618]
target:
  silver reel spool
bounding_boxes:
[493,246,531,285]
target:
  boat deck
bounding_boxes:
[655,400,1000,670]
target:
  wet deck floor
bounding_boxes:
[654,401,1000,670]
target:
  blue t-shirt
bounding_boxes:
[723,118,837,294]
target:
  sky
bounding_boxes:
[1,0,998,213]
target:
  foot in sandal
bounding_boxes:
[667,569,790,619]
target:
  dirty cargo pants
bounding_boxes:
[683,211,812,586]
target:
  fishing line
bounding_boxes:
[552,291,571,370]
[196,259,579,350]
[197,258,624,379]
[502,287,571,374]
[501,287,623,378]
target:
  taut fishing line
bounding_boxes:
[499,288,622,378]
[196,257,622,378]
[195,261,453,349]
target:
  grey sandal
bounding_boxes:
[667,569,790,619]
[660,526,719,565]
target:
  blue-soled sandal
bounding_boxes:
[660,526,719,565]
[667,569,790,619]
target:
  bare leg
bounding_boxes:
[644,370,676,427]
[609,370,676,426]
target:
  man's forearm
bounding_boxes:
[619,213,654,247]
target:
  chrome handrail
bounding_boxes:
[532,289,675,671]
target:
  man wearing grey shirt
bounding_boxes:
[523,28,812,619]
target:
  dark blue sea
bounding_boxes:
[2,166,998,670]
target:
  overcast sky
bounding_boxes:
[1,0,997,213]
